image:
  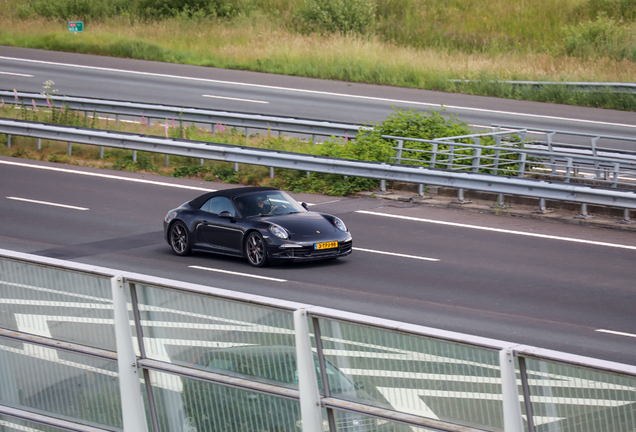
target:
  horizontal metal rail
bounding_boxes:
[0,405,111,432]
[3,119,636,209]
[449,80,636,94]
[0,90,367,139]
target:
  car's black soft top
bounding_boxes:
[188,186,277,209]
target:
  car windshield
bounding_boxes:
[234,191,306,218]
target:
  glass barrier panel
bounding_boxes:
[316,319,504,431]
[0,258,116,351]
[524,358,636,432]
[0,336,122,429]
[133,284,298,388]
[148,370,301,432]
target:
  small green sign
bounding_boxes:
[68,21,84,32]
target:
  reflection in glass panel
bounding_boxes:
[0,414,79,432]
[316,319,503,431]
[332,409,438,432]
[0,337,122,430]
[524,359,636,432]
[134,285,297,387]
[0,258,116,351]
[149,370,301,432]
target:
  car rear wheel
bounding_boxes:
[246,232,268,267]
[170,221,191,256]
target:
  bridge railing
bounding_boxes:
[1,249,635,432]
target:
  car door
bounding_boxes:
[198,197,243,254]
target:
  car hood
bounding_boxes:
[262,212,339,236]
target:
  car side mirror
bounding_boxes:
[219,211,234,219]
[301,202,309,210]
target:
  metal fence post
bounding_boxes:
[395,140,404,164]
[67,142,72,156]
[518,152,527,178]
[472,147,481,173]
[270,167,274,179]
[499,347,524,432]
[452,188,472,204]
[133,150,137,163]
[294,309,323,432]
[6,134,10,148]
[37,138,41,150]
[111,275,149,432]
[575,203,594,219]
[532,198,552,214]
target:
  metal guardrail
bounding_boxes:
[448,80,636,94]
[0,90,367,139]
[1,248,635,432]
[2,118,636,211]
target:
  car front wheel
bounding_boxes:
[246,232,268,267]
[170,221,192,256]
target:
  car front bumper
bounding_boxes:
[267,237,353,262]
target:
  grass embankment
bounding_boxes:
[1,0,636,110]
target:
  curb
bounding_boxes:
[357,187,636,232]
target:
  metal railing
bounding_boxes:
[1,248,635,432]
[448,80,636,94]
[0,90,367,140]
[2,118,636,213]
[384,128,636,189]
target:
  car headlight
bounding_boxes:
[270,223,289,239]
[333,217,347,232]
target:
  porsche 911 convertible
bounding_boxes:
[163,187,352,266]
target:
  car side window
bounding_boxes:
[203,197,235,217]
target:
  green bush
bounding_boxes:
[114,153,159,172]
[23,0,132,20]
[563,14,636,61]
[136,0,248,18]
[296,0,376,34]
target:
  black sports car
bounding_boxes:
[163,187,352,266]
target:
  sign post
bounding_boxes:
[67,21,84,33]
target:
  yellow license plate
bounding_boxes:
[315,241,338,250]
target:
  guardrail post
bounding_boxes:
[499,347,524,432]
[111,275,149,432]
[532,197,553,214]
[67,142,72,156]
[452,188,472,204]
[620,209,635,224]
[100,146,104,159]
[565,158,573,183]
[133,150,137,163]
[547,132,556,174]
[612,163,620,188]
[294,309,323,432]
[115,114,120,125]
[380,179,386,192]
[37,138,41,151]
[575,203,594,219]
[591,137,600,178]
[6,134,10,148]
[165,154,169,166]
[234,162,239,172]
[270,167,274,179]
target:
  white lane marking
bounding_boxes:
[353,247,439,261]
[202,94,268,104]
[2,56,633,130]
[596,329,636,338]
[356,210,636,251]
[189,265,287,282]
[7,196,89,211]
[0,160,216,191]
[0,71,33,77]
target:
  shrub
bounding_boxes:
[563,14,636,61]
[296,0,376,34]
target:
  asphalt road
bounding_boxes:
[1,46,636,150]
[1,156,635,367]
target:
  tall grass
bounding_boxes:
[1,0,636,110]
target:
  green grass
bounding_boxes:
[1,0,636,110]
